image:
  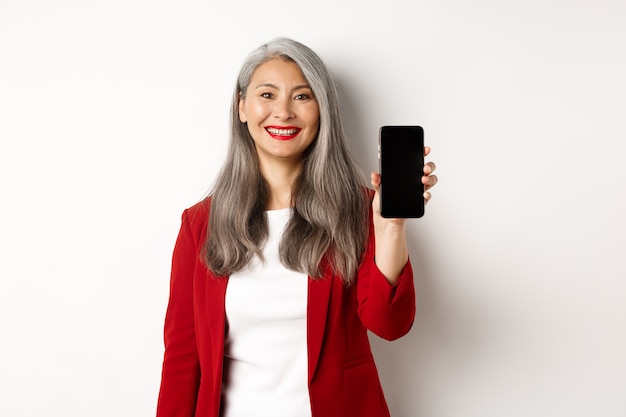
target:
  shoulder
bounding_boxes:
[179,197,212,240]
[183,196,211,220]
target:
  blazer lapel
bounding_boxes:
[307,276,332,384]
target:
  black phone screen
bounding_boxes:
[379,125,425,218]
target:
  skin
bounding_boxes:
[240,58,439,284]
[239,58,320,210]
[371,147,438,284]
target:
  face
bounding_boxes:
[239,58,320,167]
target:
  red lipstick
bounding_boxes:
[265,126,302,141]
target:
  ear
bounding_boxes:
[238,92,247,123]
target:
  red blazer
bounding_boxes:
[156,198,416,417]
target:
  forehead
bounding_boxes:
[250,58,309,87]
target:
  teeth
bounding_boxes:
[267,127,299,136]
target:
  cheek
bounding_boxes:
[310,105,320,128]
[302,103,319,127]
[241,98,269,120]
[248,101,272,124]
[311,112,321,132]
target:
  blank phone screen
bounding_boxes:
[379,126,425,218]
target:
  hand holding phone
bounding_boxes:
[378,125,425,218]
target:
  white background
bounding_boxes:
[1,0,625,416]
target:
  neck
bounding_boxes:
[259,159,302,210]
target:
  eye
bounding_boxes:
[260,92,273,99]
[294,93,311,100]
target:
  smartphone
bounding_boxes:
[378,125,425,218]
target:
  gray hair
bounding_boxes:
[205,37,369,283]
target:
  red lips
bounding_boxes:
[265,126,302,140]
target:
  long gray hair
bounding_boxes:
[204,37,369,283]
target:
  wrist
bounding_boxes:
[374,217,407,236]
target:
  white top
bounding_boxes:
[222,207,311,417]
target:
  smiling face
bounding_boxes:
[239,58,320,169]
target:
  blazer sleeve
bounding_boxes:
[355,218,416,341]
[156,209,201,417]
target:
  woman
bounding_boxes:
[156,37,438,417]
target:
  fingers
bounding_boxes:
[423,161,436,175]
[422,173,438,190]
[423,146,436,202]
[370,172,382,215]
[370,171,381,189]
[422,159,438,191]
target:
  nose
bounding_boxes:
[274,97,295,121]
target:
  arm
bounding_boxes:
[356,238,416,340]
[356,147,437,339]
[156,209,201,417]
[371,146,438,284]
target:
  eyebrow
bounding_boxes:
[253,82,312,91]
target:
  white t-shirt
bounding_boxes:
[221,207,311,417]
